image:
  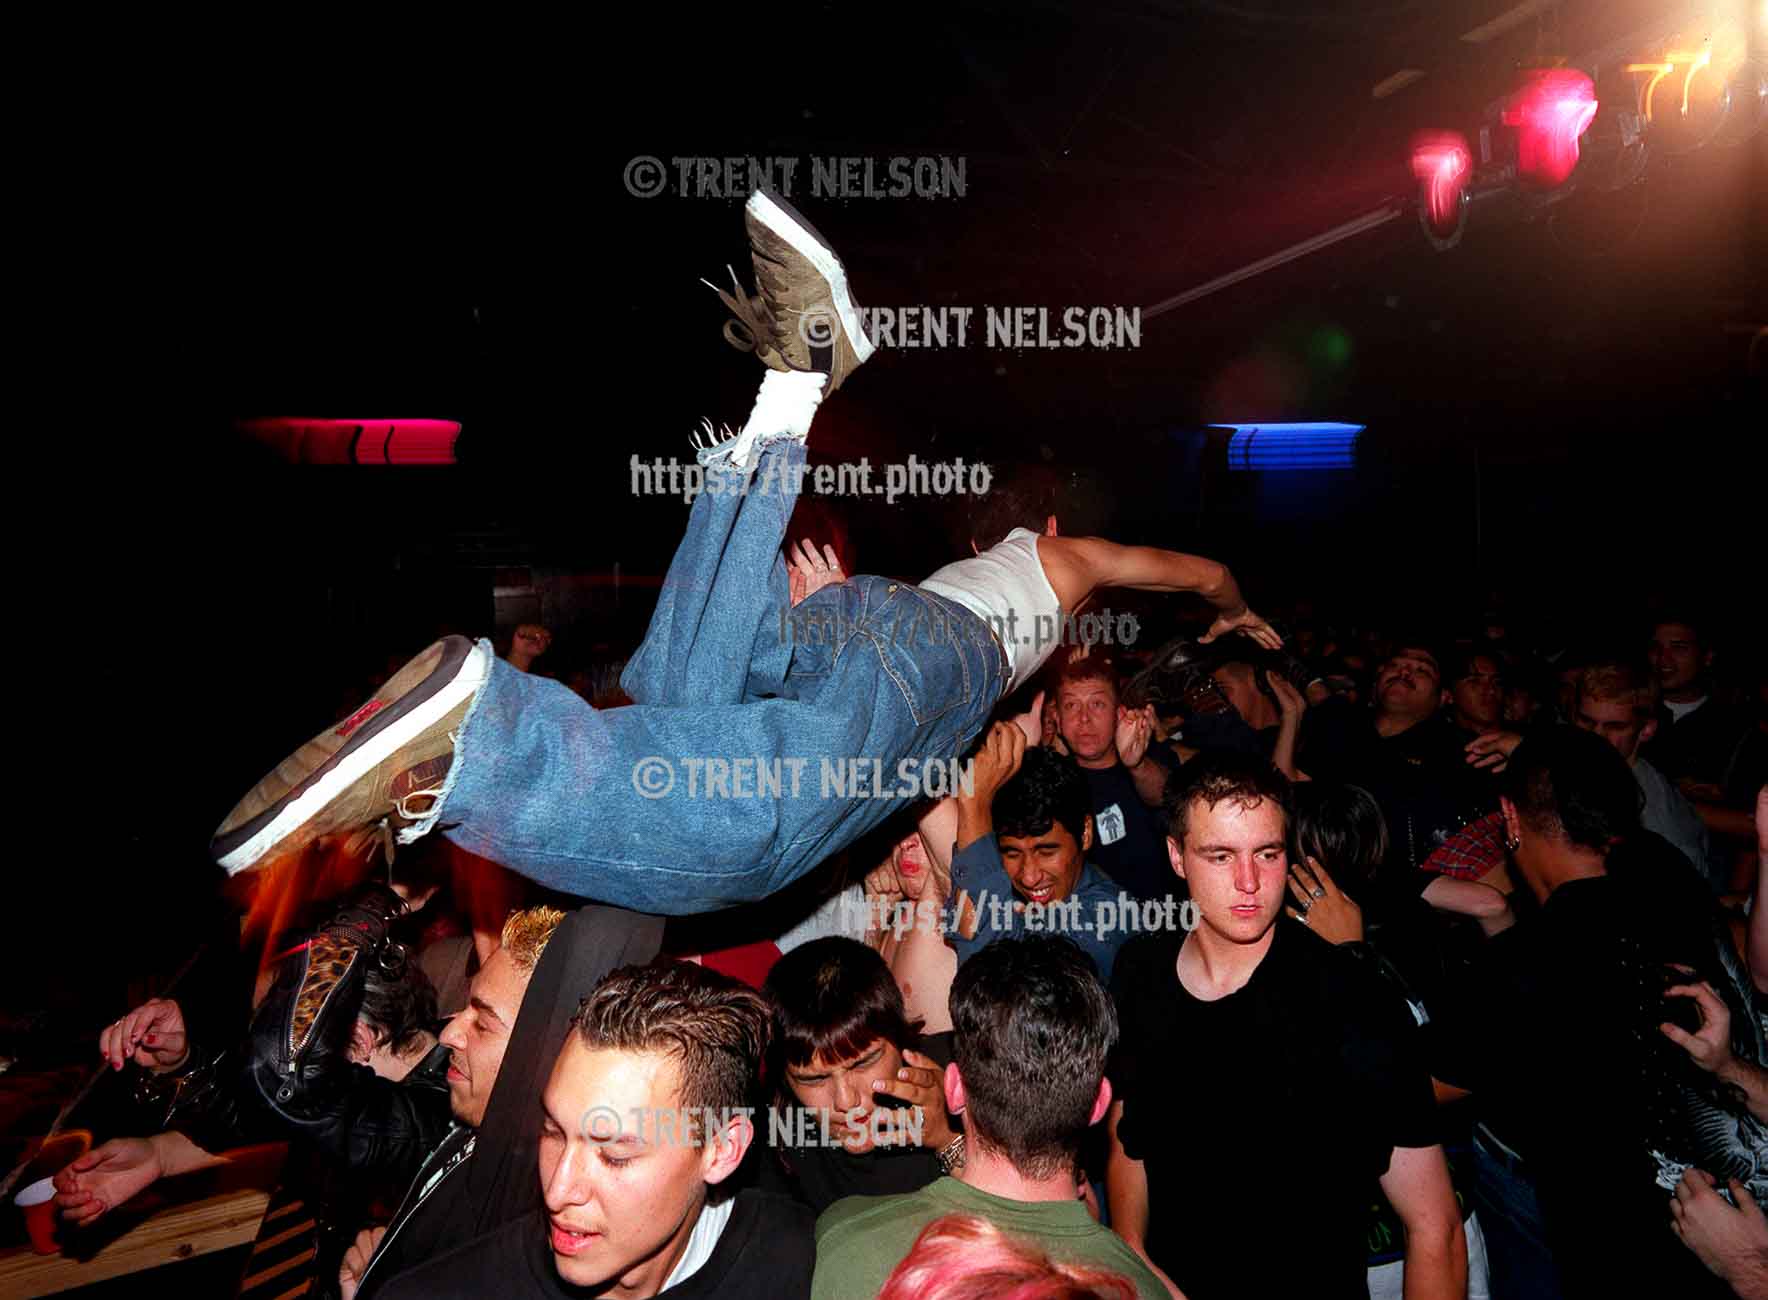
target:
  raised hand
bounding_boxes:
[99,997,189,1073]
[1115,704,1154,768]
[787,539,846,607]
[1010,689,1047,749]
[964,722,1028,809]
[1268,670,1307,720]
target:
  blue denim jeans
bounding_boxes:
[436,442,1008,914]
[1469,1128,1563,1300]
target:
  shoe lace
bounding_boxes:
[689,417,738,454]
[341,726,460,866]
[703,264,785,357]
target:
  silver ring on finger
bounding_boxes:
[1312,887,1326,900]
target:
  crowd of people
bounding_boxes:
[54,190,1768,1299]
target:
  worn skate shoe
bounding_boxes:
[210,636,488,875]
[705,186,874,392]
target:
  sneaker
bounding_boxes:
[210,636,488,875]
[707,187,874,392]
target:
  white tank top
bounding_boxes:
[919,527,1063,694]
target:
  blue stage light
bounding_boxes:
[1217,423,1365,471]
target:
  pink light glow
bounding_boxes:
[237,418,462,465]
[1501,68,1598,188]
[1409,131,1472,235]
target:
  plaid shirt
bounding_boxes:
[1420,809,1507,880]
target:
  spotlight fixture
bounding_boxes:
[1410,131,1473,249]
[1501,68,1599,190]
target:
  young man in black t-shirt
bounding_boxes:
[1105,753,1466,1300]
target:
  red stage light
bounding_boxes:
[1410,131,1472,244]
[1502,68,1598,188]
[237,418,461,465]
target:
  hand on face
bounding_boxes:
[868,1048,955,1151]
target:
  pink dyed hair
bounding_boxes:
[875,1214,1138,1300]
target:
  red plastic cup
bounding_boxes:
[14,1177,58,1254]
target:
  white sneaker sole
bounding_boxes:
[216,641,489,875]
[746,189,876,365]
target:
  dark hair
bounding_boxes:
[1165,751,1293,850]
[1443,644,1504,689]
[763,937,922,1075]
[1291,784,1388,900]
[949,935,1118,1179]
[1380,638,1445,677]
[572,960,771,1119]
[1502,726,1643,853]
[361,957,440,1058]
[994,748,1092,845]
[961,470,1059,553]
[1649,612,1708,649]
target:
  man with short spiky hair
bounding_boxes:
[377,960,813,1300]
[1106,753,1465,1300]
[812,934,1169,1300]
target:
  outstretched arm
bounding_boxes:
[1039,536,1280,649]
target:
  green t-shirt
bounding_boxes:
[811,1174,1168,1300]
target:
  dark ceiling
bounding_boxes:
[105,1,1764,636]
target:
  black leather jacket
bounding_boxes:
[165,884,454,1194]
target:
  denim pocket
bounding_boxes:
[854,582,976,728]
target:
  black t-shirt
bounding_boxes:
[1109,919,1438,1300]
[1433,838,1747,1299]
[1306,702,1497,873]
[1644,695,1752,789]
[376,1188,813,1300]
[1080,750,1177,903]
